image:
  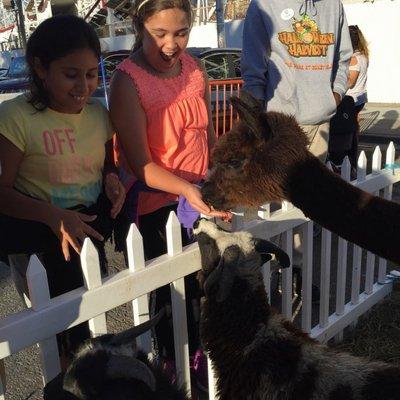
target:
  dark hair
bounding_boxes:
[26,15,101,110]
[131,0,193,51]
[349,25,369,60]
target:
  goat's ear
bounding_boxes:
[230,92,272,141]
[253,238,291,268]
[203,245,241,302]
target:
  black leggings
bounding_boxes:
[116,204,201,359]
[0,193,114,357]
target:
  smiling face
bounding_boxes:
[35,47,99,114]
[141,7,190,74]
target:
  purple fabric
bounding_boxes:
[125,180,200,229]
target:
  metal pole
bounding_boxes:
[215,0,225,48]
[14,0,27,48]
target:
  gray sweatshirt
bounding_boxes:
[241,0,352,125]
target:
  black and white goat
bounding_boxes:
[44,310,188,400]
[194,218,400,400]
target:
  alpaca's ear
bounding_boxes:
[253,238,291,268]
[230,92,272,140]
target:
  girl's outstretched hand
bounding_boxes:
[104,173,125,219]
[183,184,232,222]
[48,209,104,261]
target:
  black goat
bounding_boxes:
[44,310,188,400]
[194,218,400,400]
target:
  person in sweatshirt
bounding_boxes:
[241,0,353,162]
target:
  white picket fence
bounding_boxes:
[0,144,399,399]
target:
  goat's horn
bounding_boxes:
[230,93,270,140]
[253,238,291,268]
[107,355,156,392]
[109,308,165,346]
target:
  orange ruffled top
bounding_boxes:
[114,52,209,216]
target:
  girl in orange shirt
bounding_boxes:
[110,0,229,383]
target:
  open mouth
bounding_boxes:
[160,51,177,62]
[71,95,85,102]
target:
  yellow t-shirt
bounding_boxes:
[0,95,113,208]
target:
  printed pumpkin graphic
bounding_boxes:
[292,14,318,44]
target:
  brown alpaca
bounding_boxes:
[201,93,400,264]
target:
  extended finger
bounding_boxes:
[78,213,97,222]
[66,234,82,255]
[82,223,104,241]
[61,238,70,261]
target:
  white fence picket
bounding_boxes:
[281,230,293,319]
[319,163,334,329]
[351,245,362,306]
[26,255,61,384]
[335,158,351,317]
[166,212,191,394]
[81,239,107,337]
[357,151,367,183]
[319,226,331,328]
[352,152,368,303]
[126,224,152,355]
[301,222,313,333]
[258,204,272,299]
[378,142,396,284]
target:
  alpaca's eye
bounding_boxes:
[228,159,243,169]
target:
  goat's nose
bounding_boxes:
[193,216,207,230]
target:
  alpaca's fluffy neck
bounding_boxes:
[285,155,400,264]
[201,276,271,366]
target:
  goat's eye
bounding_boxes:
[228,159,243,169]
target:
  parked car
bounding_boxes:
[197,47,241,80]
[0,56,29,93]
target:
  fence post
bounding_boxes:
[350,153,368,306]
[126,223,152,355]
[319,163,333,330]
[257,204,272,296]
[335,158,351,317]
[26,255,61,384]
[377,142,396,284]
[166,212,191,394]
[80,238,107,337]
[301,221,313,333]
[281,229,293,319]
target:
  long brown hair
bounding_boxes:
[131,0,193,51]
[349,25,369,61]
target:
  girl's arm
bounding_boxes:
[347,55,360,89]
[0,134,103,260]
[109,71,227,217]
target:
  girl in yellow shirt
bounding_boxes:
[0,15,125,363]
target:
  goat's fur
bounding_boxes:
[44,310,188,400]
[194,218,400,400]
[201,93,400,264]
